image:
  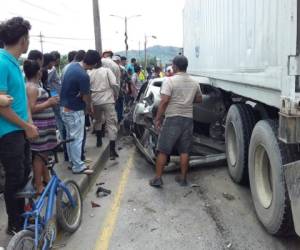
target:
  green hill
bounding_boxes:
[117,45,182,65]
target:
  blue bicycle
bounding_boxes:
[7,139,82,250]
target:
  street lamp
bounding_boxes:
[144,35,157,73]
[110,14,142,57]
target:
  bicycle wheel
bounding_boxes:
[56,180,82,233]
[7,230,35,250]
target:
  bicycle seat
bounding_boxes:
[16,177,35,199]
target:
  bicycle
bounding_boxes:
[7,139,82,250]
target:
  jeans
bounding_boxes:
[54,106,69,161]
[61,109,86,172]
[81,125,86,161]
[53,105,64,139]
[81,115,91,161]
[0,131,31,227]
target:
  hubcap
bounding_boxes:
[254,144,273,209]
[227,122,238,167]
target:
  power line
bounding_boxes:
[31,35,93,41]
[8,12,55,25]
[59,2,81,15]
[31,33,93,51]
[20,0,60,16]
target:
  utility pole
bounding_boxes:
[138,40,141,58]
[144,35,157,75]
[144,35,147,71]
[110,14,141,57]
[39,32,44,53]
[92,0,102,54]
[125,17,128,57]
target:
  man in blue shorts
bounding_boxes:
[149,55,202,188]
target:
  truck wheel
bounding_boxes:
[248,120,294,235]
[225,104,256,184]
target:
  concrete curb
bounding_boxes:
[53,133,110,198]
[78,140,110,196]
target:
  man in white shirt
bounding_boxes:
[113,55,125,123]
[149,55,202,187]
[88,61,120,160]
[101,51,121,86]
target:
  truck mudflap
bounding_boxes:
[284,160,300,236]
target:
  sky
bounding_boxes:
[0,0,185,55]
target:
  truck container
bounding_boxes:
[183,0,300,236]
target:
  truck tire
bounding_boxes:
[225,104,256,184]
[248,120,294,235]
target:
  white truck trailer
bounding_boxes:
[183,0,300,236]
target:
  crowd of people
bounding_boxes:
[0,16,174,235]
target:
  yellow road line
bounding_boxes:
[94,153,134,250]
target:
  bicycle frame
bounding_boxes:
[22,168,77,249]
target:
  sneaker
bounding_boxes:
[175,175,188,187]
[149,177,163,188]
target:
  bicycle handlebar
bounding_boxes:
[56,138,74,149]
[51,138,75,163]
[50,138,74,153]
[35,139,75,165]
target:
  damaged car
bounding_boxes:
[127,77,227,170]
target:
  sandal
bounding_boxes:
[73,167,94,175]
[175,175,188,187]
[149,177,163,188]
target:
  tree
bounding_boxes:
[60,55,68,69]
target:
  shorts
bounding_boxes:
[156,116,193,155]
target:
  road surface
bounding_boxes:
[60,136,300,250]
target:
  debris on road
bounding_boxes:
[204,202,210,207]
[144,207,156,213]
[191,184,201,188]
[96,187,112,197]
[226,242,232,248]
[150,228,158,232]
[222,193,235,201]
[184,190,193,198]
[53,243,66,249]
[96,182,105,186]
[91,201,101,208]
